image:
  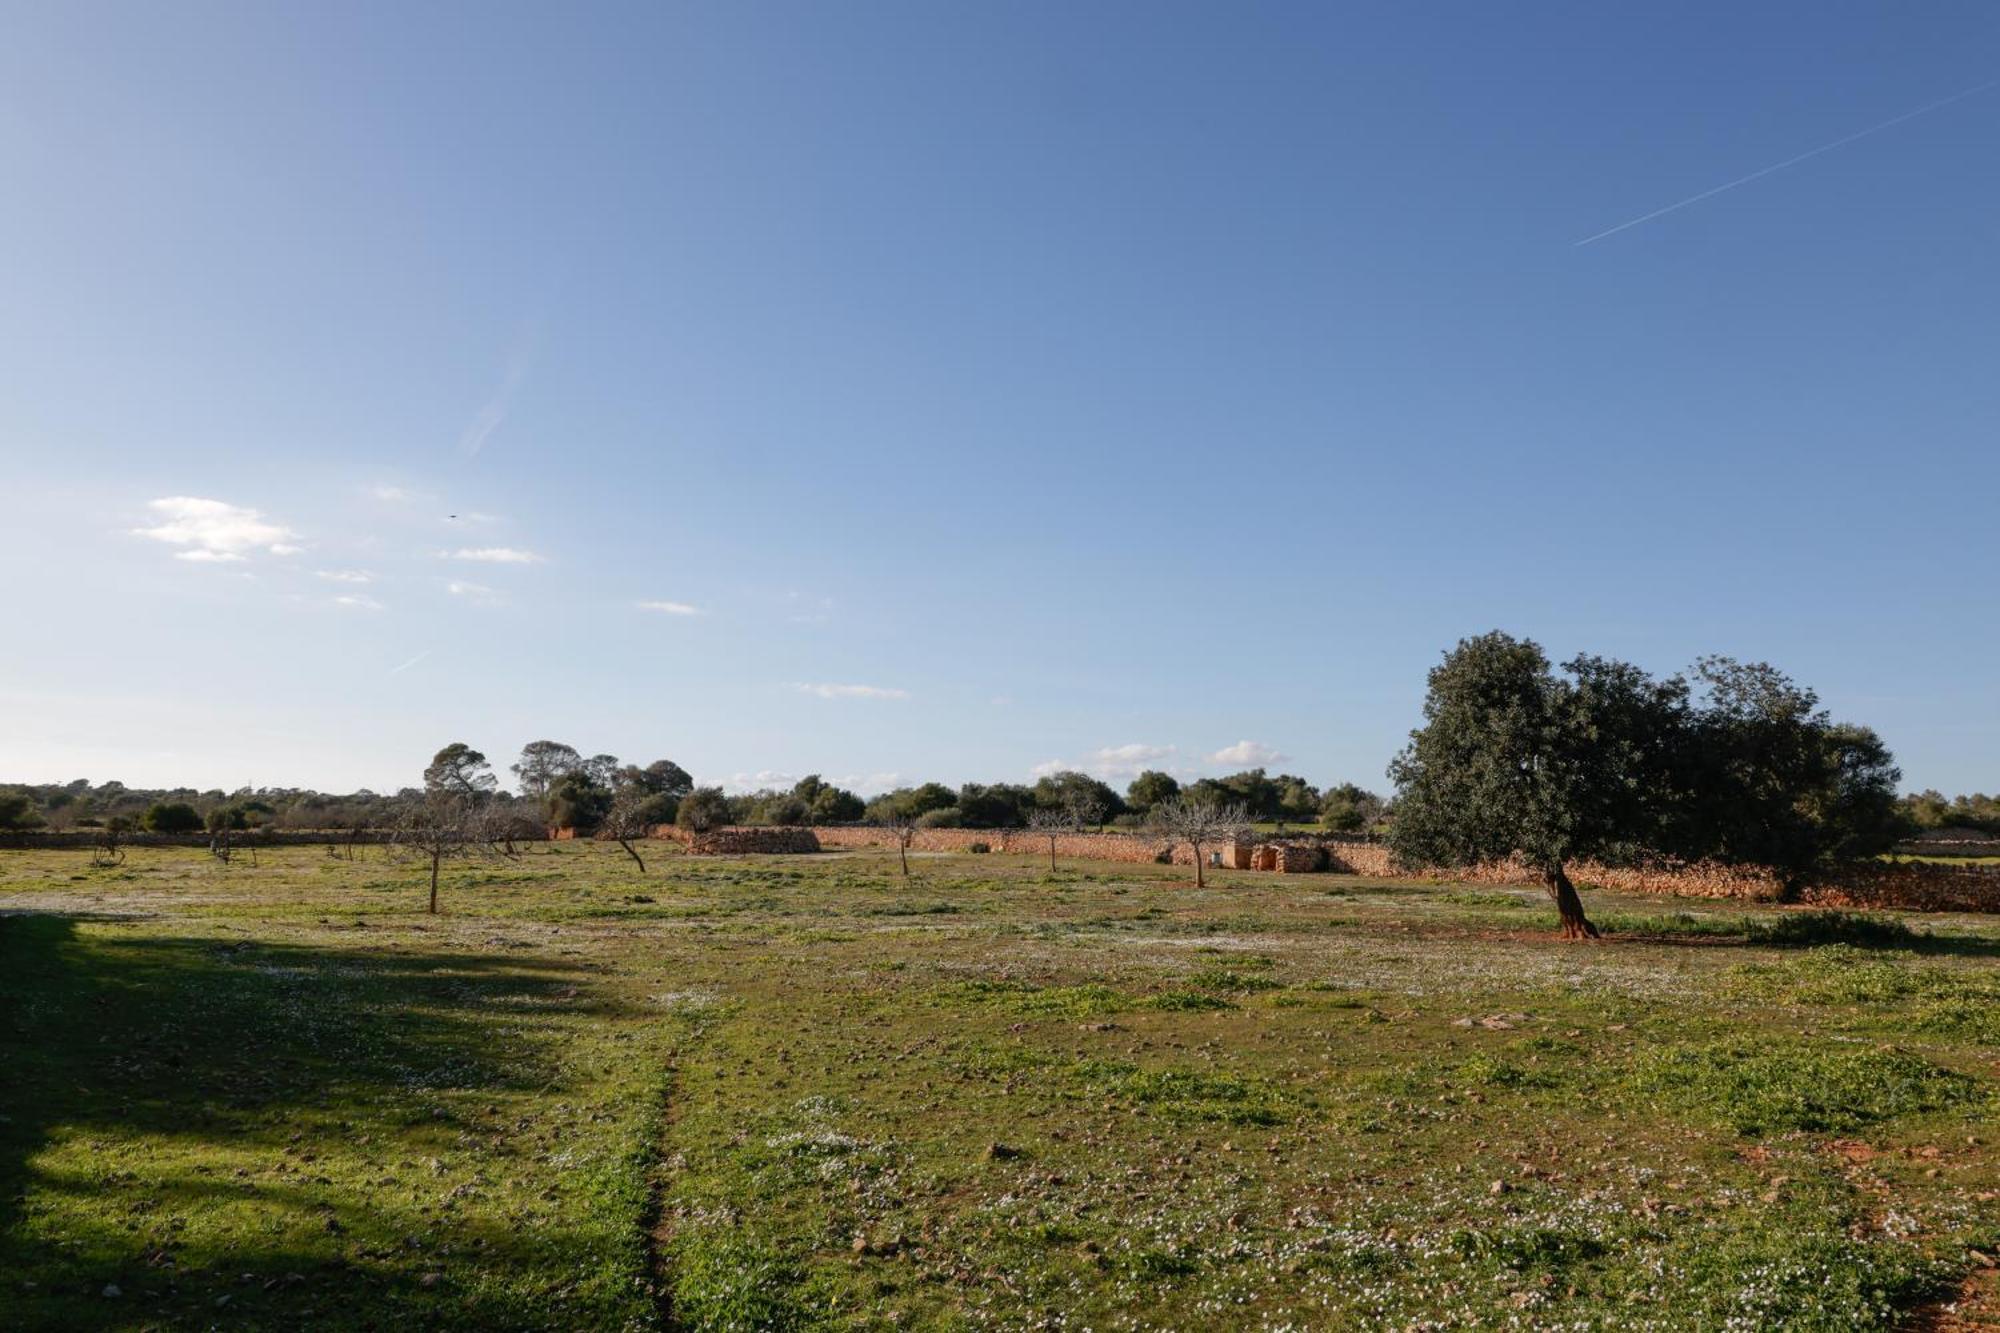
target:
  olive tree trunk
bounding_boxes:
[428,849,441,915]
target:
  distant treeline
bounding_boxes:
[0,761,1386,839]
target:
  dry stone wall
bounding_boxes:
[812,825,1999,914]
[672,826,821,855]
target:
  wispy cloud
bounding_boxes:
[786,592,835,625]
[637,600,704,616]
[333,594,385,611]
[446,580,503,605]
[794,682,909,701]
[372,485,414,503]
[458,324,538,457]
[1209,739,1287,767]
[133,496,301,563]
[1031,743,1178,781]
[1576,78,1999,246]
[315,569,374,585]
[439,547,544,564]
[387,650,431,676]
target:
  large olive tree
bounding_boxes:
[1388,633,1688,939]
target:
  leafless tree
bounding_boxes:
[880,811,919,876]
[1149,796,1252,888]
[1026,807,1075,872]
[90,817,130,868]
[599,788,657,872]
[474,803,541,859]
[392,792,478,914]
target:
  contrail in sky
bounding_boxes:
[1576,78,1997,246]
[388,650,431,676]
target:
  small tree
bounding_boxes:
[676,786,731,834]
[91,815,132,868]
[1026,807,1073,872]
[1150,796,1251,888]
[474,802,542,858]
[393,792,475,915]
[880,810,919,876]
[600,787,658,872]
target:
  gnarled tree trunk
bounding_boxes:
[1543,864,1599,939]
[617,838,646,872]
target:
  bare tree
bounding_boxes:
[1149,796,1251,888]
[90,816,130,868]
[1025,807,1070,871]
[599,788,657,872]
[392,792,476,914]
[880,811,919,876]
[474,803,541,859]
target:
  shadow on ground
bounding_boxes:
[0,913,612,1329]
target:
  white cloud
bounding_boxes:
[794,682,909,701]
[723,768,901,795]
[446,580,503,605]
[333,594,384,611]
[372,485,414,503]
[440,547,544,564]
[316,569,373,585]
[637,600,704,616]
[1031,742,1179,782]
[133,497,300,562]
[836,771,902,795]
[724,769,798,792]
[1209,739,1289,767]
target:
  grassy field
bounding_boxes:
[2,843,1997,1331]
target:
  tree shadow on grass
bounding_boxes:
[1596,908,2000,959]
[0,913,643,1330]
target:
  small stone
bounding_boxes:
[1489,1179,1508,1196]
[102,1283,122,1299]
[984,1143,1021,1161]
[420,1272,442,1289]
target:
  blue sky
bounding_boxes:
[2,2,1994,796]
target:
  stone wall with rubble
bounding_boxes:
[810,824,2000,913]
[647,825,821,855]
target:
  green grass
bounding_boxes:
[2,842,1997,1329]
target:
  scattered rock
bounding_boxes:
[984,1143,1022,1162]
[102,1283,121,1299]
[1489,1179,1509,1196]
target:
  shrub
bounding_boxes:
[0,792,45,831]
[142,801,203,834]
[967,841,991,854]
[916,807,962,829]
